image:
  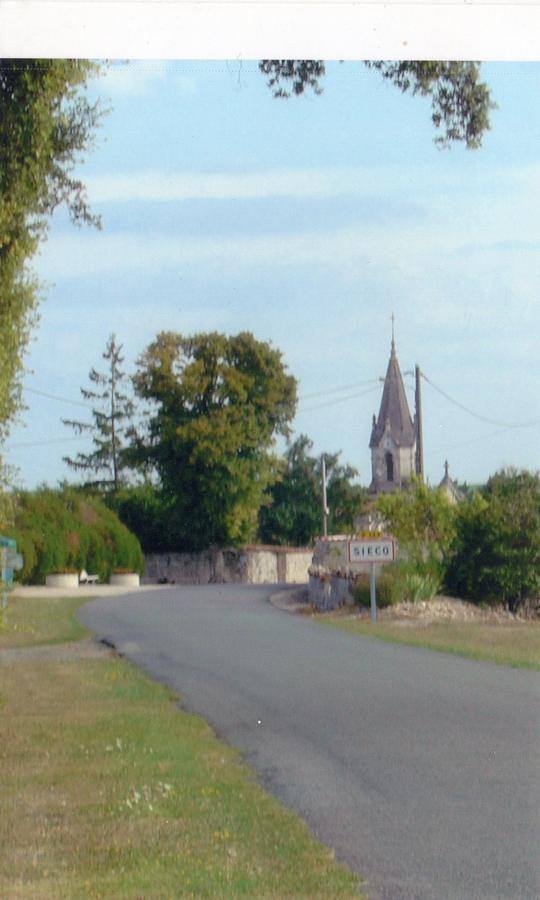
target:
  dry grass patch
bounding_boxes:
[0,656,363,898]
[319,614,540,670]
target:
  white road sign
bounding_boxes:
[349,538,395,563]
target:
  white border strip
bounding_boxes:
[0,3,539,60]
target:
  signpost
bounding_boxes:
[348,536,396,622]
[0,536,23,615]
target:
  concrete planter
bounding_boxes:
[109,572,140,588]
[45,572,79,589]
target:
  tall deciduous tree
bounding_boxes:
[132,331,297,550]
[63,334,135,491]
[258,435,366,546]
[0,60,103,441]
[260,60,493,149]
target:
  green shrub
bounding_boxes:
[353,570,399,609]
[11,487,144,584]
[444,469,540,612]
[106,484,173,553]
[353,559,440,609]
[398,566,440,603]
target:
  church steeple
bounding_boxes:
[369,328,416,494]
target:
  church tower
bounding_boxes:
[369,332,416,494]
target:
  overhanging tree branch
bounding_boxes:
[259,60,494,149]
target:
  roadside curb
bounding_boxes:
[269,586,310,614]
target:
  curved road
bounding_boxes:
[80,585,539,900]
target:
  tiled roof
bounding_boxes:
[370,342,416,448]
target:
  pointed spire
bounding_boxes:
[369,335,415,450]
[391,311,396,355]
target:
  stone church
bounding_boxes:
[369,334,463,499]
[369,335,418,494]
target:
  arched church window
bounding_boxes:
[385,451,394,482]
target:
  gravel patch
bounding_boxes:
[271,588,535,624]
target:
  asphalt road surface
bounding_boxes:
[80,585,539,900]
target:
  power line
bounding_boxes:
[27,378,382,411]
[297,384,381,413]
[7,436,86,450]
[25,386,91,409]
[421,372,540,430]
[426,421,540,460]
[299,378,380,401]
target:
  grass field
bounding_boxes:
[318,614,540,670]
[0,596,364,898]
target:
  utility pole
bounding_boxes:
[415,364,424,480]
[321,454,329,538]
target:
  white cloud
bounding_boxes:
[84,162,540,207]
[86,168,365,204]
[35,210,540,289]
[36,226,426,281]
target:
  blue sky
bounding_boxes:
[6,60,540,489]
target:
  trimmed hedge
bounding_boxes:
[11,487,144,584]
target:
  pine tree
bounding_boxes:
[63,335,135,491]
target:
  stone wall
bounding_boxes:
[308,535,379,611]
[308,572,355,611]
[143,545,312,586]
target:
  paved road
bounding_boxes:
[80,585,539,900]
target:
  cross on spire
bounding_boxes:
[391,312,395,353]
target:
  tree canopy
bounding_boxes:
[375,478,457,559]
[445,469,540,612]
[258,435,366,546]
[132,331,297,550]
[0,60,103,441]
[259,60,493,149]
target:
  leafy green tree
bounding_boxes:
[258,434,366,546]
[0,60,103,442]
[376,478,457,557]
[106,483,173,554]
[260,61,493,149]
[0,463,17,534]
[131,331,297,550]
[370,480,458,604]
[445,468,540,612]
[62,335,135,491]
[375,479,457,600]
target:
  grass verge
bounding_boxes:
[0,598,364,898]
[0,594,90,648]
[318,614,540,670]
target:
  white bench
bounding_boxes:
[79,569,99,585]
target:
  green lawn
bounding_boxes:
[0,594,89,647]
[0,596,364,898]
[318,613,540,670]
